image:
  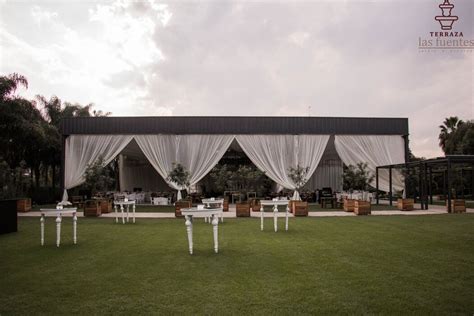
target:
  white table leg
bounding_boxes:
[114,204,118,223]
[73,212,77,244]
[260,205,264,231]
[185,215,193,255]
[56,213,62,247]
[273,205,278,232]
[133,204,136,223]
[120,204,125,224]
[205,216,208,223]
[212,214,219,254]
[40,214,45,246]
[221,213,223,223]
[285,205,289,231]
[126,204,130,223]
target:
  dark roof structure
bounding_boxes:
[61,116,409,135]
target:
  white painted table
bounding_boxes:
[260,200,290,232]
[181,207,223,254]
[39,208,78,247]
[201,198,224,223]
[114,200,136,224]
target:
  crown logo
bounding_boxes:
[435,0,458,30]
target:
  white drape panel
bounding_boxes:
[135,135,234,199]
[63,135,133,201]
[235,135,330,199]
[334,135,405,192]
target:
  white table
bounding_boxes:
[201,198,224,223]
[114,200,136,224]
[152,197,169,205]
[39,208,78,247]
[260,200,290,232]
[181,207,223,254]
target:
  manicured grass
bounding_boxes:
[1,215,473,314]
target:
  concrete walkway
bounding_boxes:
[19,203,474,219]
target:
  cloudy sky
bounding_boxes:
[0,0,472,158]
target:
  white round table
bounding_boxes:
[259,200,290,232]
[181,207,223,254]
[39,208,78,247]
[114,200,136,224]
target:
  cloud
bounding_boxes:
[0,0,472,158]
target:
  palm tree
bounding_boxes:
[0,73,28,101]
[439,116,464,154]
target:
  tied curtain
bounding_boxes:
[235,135,330,200]
[334,135,405,192]
[135,135,234,200]
[62,135,134,201]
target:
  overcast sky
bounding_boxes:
[0,0,472,158]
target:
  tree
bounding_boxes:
[288,165,310,193]
[0,73,28,101]
[439,116,464,154]
[83,156,115,195]
[342,162,374,191]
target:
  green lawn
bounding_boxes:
[1,215,473,314]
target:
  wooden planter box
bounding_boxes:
[250,199,260,212]
[236,202,250,217]
[292,201,308,216]
[397,198,414,211]
[343,199,355,212]
[99,199,112,213]
[175,200,192,218]
[84,200,101,217]
[223,199,229,212]
[16,198,31,212]
[354,200,371,215]
[447,199,466,213]
[71,196,85,209]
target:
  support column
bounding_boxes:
[60,135,67,198]
[376,167,379,205]
[424,163,429,210]
[447,158,452,213]
[429,166,433,205]
[389,166,393,206]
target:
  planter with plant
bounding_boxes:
[83,156,114,217]
[342,162,374,213]
[167,163,190,202]
[288,164,310,201]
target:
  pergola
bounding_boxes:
[376,155,474,212]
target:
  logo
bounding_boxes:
[417,0,473,52]
[434,0,458,30]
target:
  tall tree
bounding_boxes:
[439,116,464,154]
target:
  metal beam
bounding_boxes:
[376,167,379,205]
[389,166,393,206]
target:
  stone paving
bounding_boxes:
[19,203,474,219]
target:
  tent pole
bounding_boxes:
[418,162,423,209]
[429,166,433,205]
[376,167,379,205]
[447,157,452,213]
[389,166,393,206]
[424,163,429,210]
[60,135,66,199]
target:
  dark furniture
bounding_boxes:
[0,199,18,234]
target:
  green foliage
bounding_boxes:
[0,73,112,201]
[438,116,473,155]
[342,162,374,191]
[83,156,115,194]
[288,164,310,191]
[210,163,270,195]
[167,163,191,188]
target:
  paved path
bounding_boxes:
[19,203,473,219]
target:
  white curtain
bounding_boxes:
[236,135,330,200]
[62,135,134,201]
[135,135,234,200]
[334,135,405,192]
